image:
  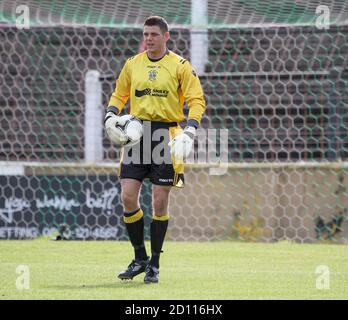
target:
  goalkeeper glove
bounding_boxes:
[168,126,196,161]
[104,107,128,144]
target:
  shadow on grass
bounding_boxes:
[46,281,146,290]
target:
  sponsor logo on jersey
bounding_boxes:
[135,88,169,98]
[135,88,152,97]
[152,89,169,97]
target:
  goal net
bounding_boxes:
[0,0,348,243]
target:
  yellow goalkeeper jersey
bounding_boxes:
[108,50,206,124]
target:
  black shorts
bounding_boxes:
[119,121,185,187]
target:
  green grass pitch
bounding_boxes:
[0,239,347,300]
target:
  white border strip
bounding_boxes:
[0,21,347,29]
[0,163,25,175]
[1,161,348,175]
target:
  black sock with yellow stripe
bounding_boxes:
[124,208,148,261]
[150,214,169,268]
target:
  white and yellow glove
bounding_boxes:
[168,126,196,161]
[104,107,127,144]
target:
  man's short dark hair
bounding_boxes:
[144,16,169,34]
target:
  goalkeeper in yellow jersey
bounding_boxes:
[104,16,206,283]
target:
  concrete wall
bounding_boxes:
[168,167,348,243]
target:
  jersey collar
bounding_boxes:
[146,49,170,62]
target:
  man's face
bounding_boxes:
[143,25,170,55]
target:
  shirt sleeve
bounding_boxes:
[107,59,131,113]
[178,61,206,125]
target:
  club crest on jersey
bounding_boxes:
[148,70,158,81]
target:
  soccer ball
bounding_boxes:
[111,115,143,147]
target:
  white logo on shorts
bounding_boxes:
[159,179,173,183]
